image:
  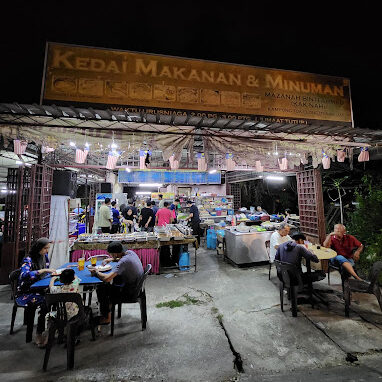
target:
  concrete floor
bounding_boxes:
[0,247,381,381]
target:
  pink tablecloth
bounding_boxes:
[71,248,160,274]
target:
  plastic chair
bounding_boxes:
[110,264,151,336]
[265,240,271,280]
[343,261,382,317]
[275,260,303,317]
[43,293,96,371]
[9,269,37,343]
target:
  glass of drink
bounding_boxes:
[90,257,97,267]
[78,257,85,271]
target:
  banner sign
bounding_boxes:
[151,192,175,200]
[118,170,221,184]
[42,42,352,125]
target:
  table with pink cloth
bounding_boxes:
[71,241,160,274]
[70,237,198,275]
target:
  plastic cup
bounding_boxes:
[90,257,97,267]
[78,257,85,271]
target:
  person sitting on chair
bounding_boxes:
[275,233,322,284]
[269,223,292,263]
[323,224,363,281]
[49,269,81,320]
[91,242,143,324]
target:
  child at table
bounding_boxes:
[49,269,81,320]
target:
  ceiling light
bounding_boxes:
[85,142,90,148]
[136,191,151,195]
[69,142,76,147]
[209,169,217,174]
[15,160,23,165]
[111,143,118,149]
[273,152,279,156]
[139,183,162,187]
[266,175,285,181]
[25,163,32,167]
[1,189,7,193]
[125,168,131,172]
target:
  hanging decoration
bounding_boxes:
[197,153,207,171]
[322,150,331,169]
[139,149,152,169]
[169,154,180,170]
[106,150,120,170]
[13,139,28,155]
[41,145,55,153]
[75,147,89,164]
[337,149,346,162]
[225,153,236,171]
[278,157,288,170]
[255,161,264,172]
[358,147,369,162]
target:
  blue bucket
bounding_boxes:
[179,252,190,271]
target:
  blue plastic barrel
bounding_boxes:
[207,229,217,249]
[179,252,190,271]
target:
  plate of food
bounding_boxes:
[52,268,65,276]
[87,264,112,272]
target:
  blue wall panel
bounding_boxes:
[118,170,221,184]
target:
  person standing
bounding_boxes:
[139,201,155,232]
[323,224,363,280]
[269,223,292,263]
[98,198,112,233]
[158,194,165,209]
[155,202,174,226]
[111,201,122,234]
[185,200,201,245]
[122,208,135,233]
[123,199,138,220]
[170,198,180,224]
[151,200,159,216]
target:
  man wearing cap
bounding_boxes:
[91,241,144,324]
[275,233,323,284]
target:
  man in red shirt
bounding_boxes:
[155,202,174,226]
[323,224,363,280]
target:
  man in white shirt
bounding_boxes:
[269,223,292,262]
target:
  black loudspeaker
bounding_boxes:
[101,183,112,193]
[52,170,77,198]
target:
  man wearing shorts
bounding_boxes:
[323,224,363,280]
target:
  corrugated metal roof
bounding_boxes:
[1,103,381,144]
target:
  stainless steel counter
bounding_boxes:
[225,229,272,265]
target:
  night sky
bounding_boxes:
[1,3,381,129]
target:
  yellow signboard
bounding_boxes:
[42,42,352,125]
[151,193,174,200]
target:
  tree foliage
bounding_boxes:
[347,175,382,271]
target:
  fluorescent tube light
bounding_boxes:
[266,175,285,181]
[139,183,162,187]
[136,191,151,195]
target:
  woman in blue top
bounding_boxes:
[17,237,55,346]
